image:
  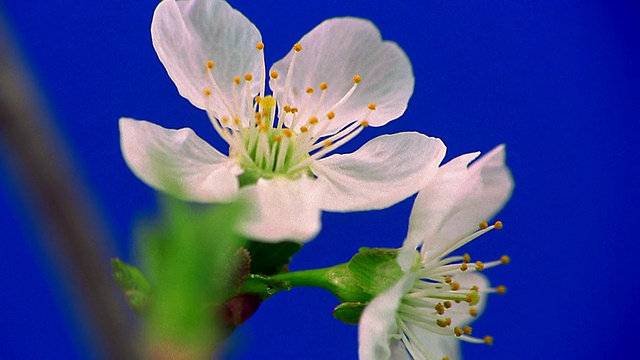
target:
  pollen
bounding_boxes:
[450,282,460,291]
[501,255,511,264]
[234,76,241,85]
[255,42,264,50]
[463,253,471,262]
[282,129,293,138]
[368,102,376,110]
[454,327,463,337]
[460,262,468,271]
[323,139,333,147]
[203,88,212,96]
[283,105,292,113]
[293,43,302,52]
[270,71,279,79]
[205,60,215,69]
[291,107,299,113]
[436,318,451,328]
[260,95,276,109]
[361,120,369,127]
[471,285,479,291]
[475,261,485,271]
[435,303,445,315]
[306,87,314,94]
[469,308,478,317]
[479,221,489,229]
[496,285,507,294]
[326,111,335,120]
[463,326,473,335]
[320,82,328,90]
[353,75,362,83]
[484,336,494,345]
[244,73,253,81]
[443,301,452,309]
[444,276,452,284]
[300,126,309,133]
[308,116,318,125]
[494,221,503,229]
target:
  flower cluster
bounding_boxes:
[119,0,515,359]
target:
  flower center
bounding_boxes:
[393,221,509,359]
[200,42,375,183]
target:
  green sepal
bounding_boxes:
[333,301,368,325]
[111,258,151,314]
[348,247,405,297]
[245,240,302,275]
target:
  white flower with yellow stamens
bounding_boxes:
[120,0,446,242]
[359,145,514,360]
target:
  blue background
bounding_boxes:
[2,0,638,358]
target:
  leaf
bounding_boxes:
[333,302,368,325]
[111,258,151,314]
[244,240,302,275]
[348,247,405,297]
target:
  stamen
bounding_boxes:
[443,301,452,309]
[368,102,376,110]
[469,308,478,317]
[501,255,511,264]
[484,336,494,345]
[463,326,472,335]
[255,42,264,50]
[270,71,279,79]
[203,88,212,96]
[320,82,328,90]
[244,73,253,81]
[495,285,507,294]
[327,111,335,120]
[479,221,489,229]
[475,261,485,271]
[293,43,302,52]
[494,221,503,229]
[205,61,215,69]
[353,75,362,83]
[306,87,314,94]
[234,76,241,85]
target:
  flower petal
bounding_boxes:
[358,273,416,360]
[404,145,514,262]
[119,118,240,202]
[390,326,462,360]
[239,175,324,242]
[312,133,446,212]
[151,0,264,121]
[270,18,413,135]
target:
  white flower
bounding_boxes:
[358,145,514,360]
[120,0,446,242]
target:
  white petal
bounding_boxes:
[239,175,324,242]
[390,325,462,360]
[312,133,446,212]
[358,274,416,360]
[151,0,264,121]
[270,18,413,135]
[119,118,240,202]
[405,145,514,261]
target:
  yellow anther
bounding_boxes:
[282,129,293,138]
[308,116,318,125]
[436,319,448,328]
[500,255,511,264]
[444,276,452,284]
[368,102,376,110]
[475,261,485,271]
[273,135,283,142]
[256,118,263,126]
[323,139,333,147]
[291,107,299,114]
[463,326,473,335]
[465,294,474,303]
[283,105,292,113]
[260,95,276,109]
[254,113,262,121]
[326,111,335,120]
[471,285,479,291]
[306,87,314,94]
[244,73,253,81]
[443,357,450,360]
[435,303,445,315]
[469,308,478,317]
[270,71,279,79]
[320,82,328,90]
[255,42,265,50]
[300,126,309,133]
[484,336,494,345]
[353,75,362,83]
[460,262,468,271]
[463,253,471,262]
[258,124,268,132]
[479,221,489,229]
[233,117,240,125]
[293,43,302,52]
[221,116,230,124]
[443,301,452,309]
[234,76,241,85]
[262,110,269,117]
[361,120,369,127]
[203,88,212,96]
[205,60,215,69]
[450,282,460,291]
[454,327,463,337]
[496,285,507,294]
[494,221,503,229]
[255,95,262,104]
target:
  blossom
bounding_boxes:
[358,145,514,360]
[120,0,446,242]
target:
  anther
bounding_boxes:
[293,43,302,52]
[233,117,240,125]
[436,319,448,328]
[258,124,268,132]
[255,42,264,50]
[465,294,474,303]
[308,116,318,125]
[460,262,468,271]
[484,336,494,345]
[283,105,292,113]
[469,308,478,317]
[475,261,485,271]
[471,285,479,291]
[270,71,279,79]
[353,75,362,83]
[496,285,507,294]
[435,303,445,315]
[463,326,473,335]
[443,301,452,309]
[454,327,463,337]
[500,255,511,264]
[205,60,215,69]
[368,102,376,110]
[444,276,452,284]
[361,120,369,127]
[479,221,489,229]
[244,73,253,81]
[443,357,450,360]
[300,126,309,133]
[203,88,212,96]
[327,111,335,120]
[291,107,299,114]
[282,129,293,138]
[306,87,314,94]
[255,95,262,104]
[234,76,241,85]
[254,113,262,121]
[450,282,460,291]
[494,221,503,229]
[463,253,471,262]
[221,116,230,124]
[320,82,328,90]
[323,139,333,147]
[273,136,282,142]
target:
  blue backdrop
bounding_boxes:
[2,0,638,358]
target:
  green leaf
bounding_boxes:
[348,247,405,297]
[245,240,302,275]
[111,258,151,314]
[333,302,368,325]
